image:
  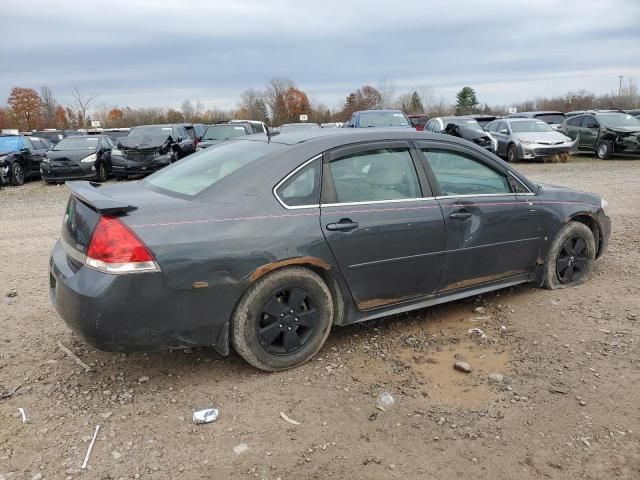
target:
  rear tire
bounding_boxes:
[596,140,612,160]
[543,222,596,289]
[231,267,334,371]
[9,162,25,186]
[507,144,518,163]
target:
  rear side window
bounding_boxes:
[144,140,285,197]
[275,158,321,207]
[422,149,510,196]
[327,148,421,203]
[581,117,599,128]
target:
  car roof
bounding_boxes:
[503,117,547,122]
[239,128,454,146]
[508,111,564,116]
[355,109,405,114]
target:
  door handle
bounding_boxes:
[326,219,359,232]
[449,210,472,220]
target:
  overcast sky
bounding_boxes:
[2,0,639,112]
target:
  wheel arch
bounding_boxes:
[248,257,346,326]
[568,213,602,257]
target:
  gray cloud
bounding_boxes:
[1,0,639,111]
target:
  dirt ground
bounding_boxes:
[1,154,639,480]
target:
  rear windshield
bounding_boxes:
[54,136,99,150]
[535,114,565,125]
[143,140,285,197]
[203,125,248,140]
[359,112,410,127]
[0,136,24,152]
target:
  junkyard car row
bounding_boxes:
[2,109,640,186]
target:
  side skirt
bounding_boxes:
[343,273,531,326]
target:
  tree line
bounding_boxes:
[1,77,638,132]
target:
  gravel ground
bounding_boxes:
[1,154,639,479]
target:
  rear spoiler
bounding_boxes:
[66,181,137,214]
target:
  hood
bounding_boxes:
[118,135,173,150]
[536,182,601,205]
[47,149,97,163]
[607,126,640,134]
[515,131,572,144]
[199,139,227,147]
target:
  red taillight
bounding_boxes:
[85,216,158,273]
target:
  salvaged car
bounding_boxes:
[41,135,115,183]
[0,134,49,186]
[30,129,81,145]
[485,118,576,162]
[425,116,497,153]
[559,111,640,159]
[110,124,195,178]
[197,123,252,150]
[50,129,610,371]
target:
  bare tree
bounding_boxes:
[265,78,294,126]
[71,86,97,128]
[377,78,397,109]
[181,100,195,121]
[40,86,58,127]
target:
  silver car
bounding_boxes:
[485,118,576,162]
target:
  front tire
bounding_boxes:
[543,222,596,289]
[596,140,612,160]
[231,267,334,371]
[96,162,108,182]
[507,144,518,163]
[9,162,25,186]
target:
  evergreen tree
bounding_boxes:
[455,87,479,115]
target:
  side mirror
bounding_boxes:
[20,147,30,154]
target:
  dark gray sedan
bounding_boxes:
[50,129,610,371]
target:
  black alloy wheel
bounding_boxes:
[231,267,334,371]
[256,286,318,355]
[10,162,25,186]
[556,236,589,284]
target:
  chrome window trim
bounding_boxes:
[322,197,436,208]
[434,193,515,200]
[273,154,322,210]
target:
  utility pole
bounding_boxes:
[618,75,624,96]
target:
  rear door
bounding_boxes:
[416,141,541,292]
[320,141,445,310]
[488,121,509,156]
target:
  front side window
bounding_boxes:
[275,159,321,207]
[423,149,511,196]
[581,117,599,129]
[327,148,421,203]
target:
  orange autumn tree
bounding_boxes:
[283,87,310,123]
[7,87,43,130]
[108,108,123,126]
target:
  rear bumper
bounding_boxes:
[111,153,172,177]
[49,240,236,354]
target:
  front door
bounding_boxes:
[579,116,600,149]
[320,141,445,310]
[416,142,542,292]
